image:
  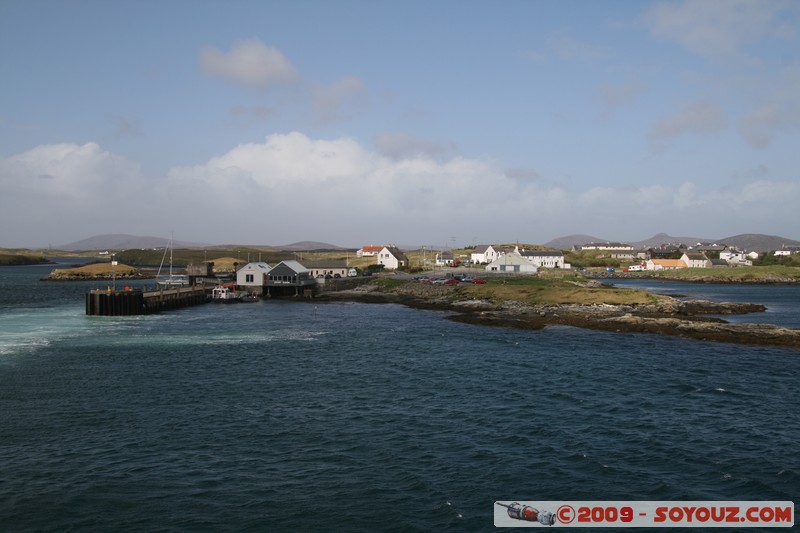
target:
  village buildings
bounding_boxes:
[226,235,791,296]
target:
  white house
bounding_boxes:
[435,251,455,266]
[357,245,384,257]
[471,245,501,264]
[303,260,349,279]
[485,252,538,274]
[236,262,271,292]
[681,252,712,268]
[519,249,566,268]
[645,259,687,271]
[720,251,752,266]
[377,246,409,270]
[579,242,634,251]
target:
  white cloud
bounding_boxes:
[200,39,298,90]
[643,0,792,60]
[2,136,798,247]
[0,142,141,199]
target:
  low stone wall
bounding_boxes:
[315,276,376,292]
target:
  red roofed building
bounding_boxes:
[357,245,384,257]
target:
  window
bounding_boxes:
[246,274,254,283]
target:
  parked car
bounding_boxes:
[460,277,473,283]
[471,278,487,284]
[443,278,460,285]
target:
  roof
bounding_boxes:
[302,260,347,268]
[383,246,409,262]
[237,261,271,271]
[486,252,537,267]
[651,259,687,267]
[272,260,309,273]
[360,245,384,253]
[682,252,709,260]
[473,244,492,253]
[520,250,563,257]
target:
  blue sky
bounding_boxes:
[1,0,799,248]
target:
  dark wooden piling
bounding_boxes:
[86,286,208,316]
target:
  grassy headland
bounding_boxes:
[0,253,52,266]
[41,262,147,281]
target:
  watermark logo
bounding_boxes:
[494,501,794,527]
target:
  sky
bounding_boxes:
[1,0,799,249]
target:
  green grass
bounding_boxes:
[459,277,664,305]
[379,275,668,306]
[0,253,51,266]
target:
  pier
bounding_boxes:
[86,286,209,316]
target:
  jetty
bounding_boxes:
[86,286,209,316]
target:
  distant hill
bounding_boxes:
[632,233,799,251]
[631,233,709,248]
[276,241,351,251]
[59,234,210,251]
[57,235,351,252]
[545,232,799,252]
[543,234,608,249]
[717,234,800,252]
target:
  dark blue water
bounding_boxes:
[1,264,798,531]
[610,278,800,327]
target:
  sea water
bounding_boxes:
[1,263,798,531]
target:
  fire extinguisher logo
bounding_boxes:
[496,501,556,526]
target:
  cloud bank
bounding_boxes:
[1,135,798,248]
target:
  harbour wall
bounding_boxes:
[86,286,208,316]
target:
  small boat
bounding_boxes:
[210,286,241,303]
[156,234,189,288]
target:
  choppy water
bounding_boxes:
[1,264,798,531]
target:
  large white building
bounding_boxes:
[519,249,566,268]
[236,262,271,292]
[485,252,538,274]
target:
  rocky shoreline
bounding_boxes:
[582,270,800,284]
[316,284,800,349]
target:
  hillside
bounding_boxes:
[631,233,708,248]
[718,234,800,252]
[546,232,799,252]
[543,234,607,249]
[276,241,350,251]
[60,234,210,251]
